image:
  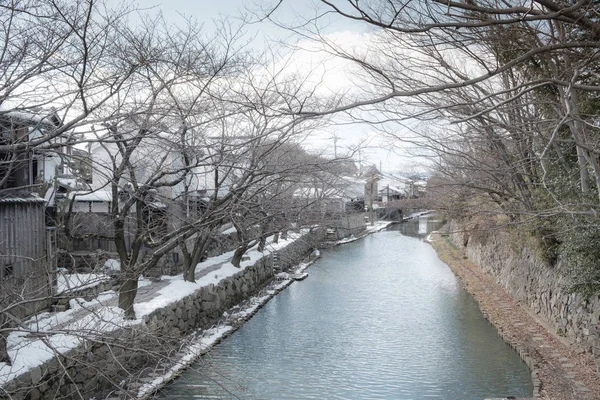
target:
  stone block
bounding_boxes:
[38,381,49,394]
[201,301,213,311]
[3,378,18,394]
[9,390,26,400]
[74,371,87,384]
[29,366,42,385]
[178,319,187,331]
[83,376,99,393]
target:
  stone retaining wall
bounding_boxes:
[447,221,600,361]
[1,229,324,400]
[329,212,367,240]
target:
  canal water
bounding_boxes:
[160,218,533,399]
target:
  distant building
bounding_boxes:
[360,165,381,209]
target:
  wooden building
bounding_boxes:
[0,107,65,318]
[0,194,54,318]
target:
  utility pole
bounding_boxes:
[333,133,338,158]
[358,148,362,173]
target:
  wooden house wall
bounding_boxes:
[59,212,118,252]
[0,201,53,318]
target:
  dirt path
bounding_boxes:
[429,232,600,400]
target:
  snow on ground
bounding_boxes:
[425,231,438,243]
[336,235,358,245]
[2,273,160,385]
[0,231,308,387]
[134,230,306,318]
[220,226,237,235]
[56,273,110,294]
[104,258,120,272]
[2,291,118,381]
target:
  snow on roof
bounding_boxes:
[294,176,366,201]
[57,177,78,189]
[338,176,365,199]
[0,107,62,129]
[68,190,112,202]
[146,201,167,209]
[378,185,406,195]
[56,273,110,294]
[378,176,409,187]
[294,187,332,198]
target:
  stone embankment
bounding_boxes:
[1,230,324,400]
[447,221,600,360]
[431,223,600,400]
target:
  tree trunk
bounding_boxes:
[258,235,267,252]
[231,244,248,268]
[575,139,590,193]
[182,258,194,282]
[562,86,590,194]
[180,238,193,282]
[0,331,9,365]
[183,235,212,282]
[118,278,139,319]
[273,232,279,244]
[281,229,288,240]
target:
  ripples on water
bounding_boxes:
[160,219,533,399]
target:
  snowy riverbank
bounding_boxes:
[333,220,395,245]
[0,230,319,399]
[1,221,395,399]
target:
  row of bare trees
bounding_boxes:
[0,0,358,376]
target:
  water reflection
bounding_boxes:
[392,215,444,239]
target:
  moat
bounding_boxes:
[161,218,533,399]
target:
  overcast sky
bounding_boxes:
[111,0,427,174]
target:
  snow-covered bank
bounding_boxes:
[0,231,318,393]
[402,210,434,222]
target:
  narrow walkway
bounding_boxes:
[39,257,234,333]
[430,232,600,400]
